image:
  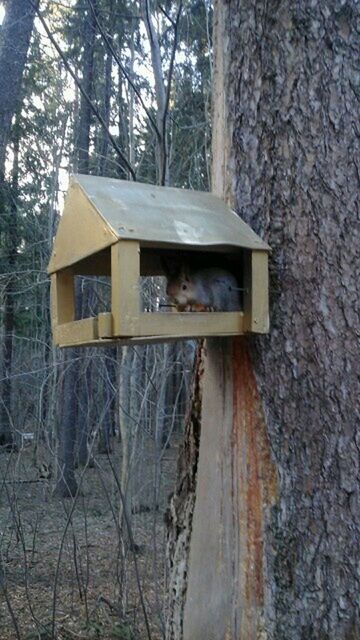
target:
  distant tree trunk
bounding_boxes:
[55,352,79,497]
[0,0,37,446]
[98,0,113,175]
[97,348,115,455]
[0,0,37,175]
[0,120,19,447]
[76,355,91,466]
[74,4,97,174]
[141,0,168,185]
[166,2,360,639]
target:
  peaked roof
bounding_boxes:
[48,174,270,273]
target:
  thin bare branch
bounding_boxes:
[86,0,162,144]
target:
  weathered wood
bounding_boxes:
[54,318,98,345]
[243,250,269,333]
[97,312,113,338]
[111,241,140,336]
[50,270,75,328]
[48,180,118,273]
[138,311,244,337]
[182,339,277,639]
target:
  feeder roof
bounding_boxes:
[48,174,270,274]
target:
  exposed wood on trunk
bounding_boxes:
[165,343,204,640]
[182,339,276,639]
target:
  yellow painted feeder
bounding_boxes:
[48,175,270,347]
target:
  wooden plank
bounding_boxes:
[57,334,198,348]
[50,269,75,329]
[48,181,118,273]
[243,250,269,334]
[54,313,245,347]
[98,312,113,338]
[111,241,140,336]
[251,251,269,333]
[54,318,98,346]
[138,311,244,338]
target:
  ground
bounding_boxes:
[0,438,179,639]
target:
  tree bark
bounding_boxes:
[225,1,360,637]
[165,343,203,639]
[167,1,359,638]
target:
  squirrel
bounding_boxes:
[165,265,241,312]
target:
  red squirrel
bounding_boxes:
[165,265,241,312]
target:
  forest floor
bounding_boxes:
[0,437,180,640]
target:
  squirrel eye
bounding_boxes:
[182,284,187,291]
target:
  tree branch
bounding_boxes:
[87,0,162,144]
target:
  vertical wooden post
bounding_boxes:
[111,240,140,336]
[50,269,75,329]
[243,250,269,333]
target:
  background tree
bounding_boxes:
[0,0,38,447]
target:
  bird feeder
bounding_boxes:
[47,175,270,347]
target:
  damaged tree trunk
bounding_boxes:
[166,1,360,639]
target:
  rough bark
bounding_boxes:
[165,343,203,640]
[224,1,360,638]
[167,2,359,639]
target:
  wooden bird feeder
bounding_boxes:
[47,175,270,347]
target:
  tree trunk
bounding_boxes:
[98,0,113,175]
[55,352,79,498]
[75,4,97,173]
[0,119,20,447]
[0,0,37,446]
[166,1,360,638]
[0,0,37,175]
[165,343,203,639]
[141,0,169,185]
[226,1,359,637]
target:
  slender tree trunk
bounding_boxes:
[75,4,97,173]
[55,352,79,498]
[98,0,113,175]
[165,343,203,639]
[0,120,20,447]
[0,0,37,445]
[0,0,37,175]
[141,0,169,185]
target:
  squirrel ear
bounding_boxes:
[181,266,191,282]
